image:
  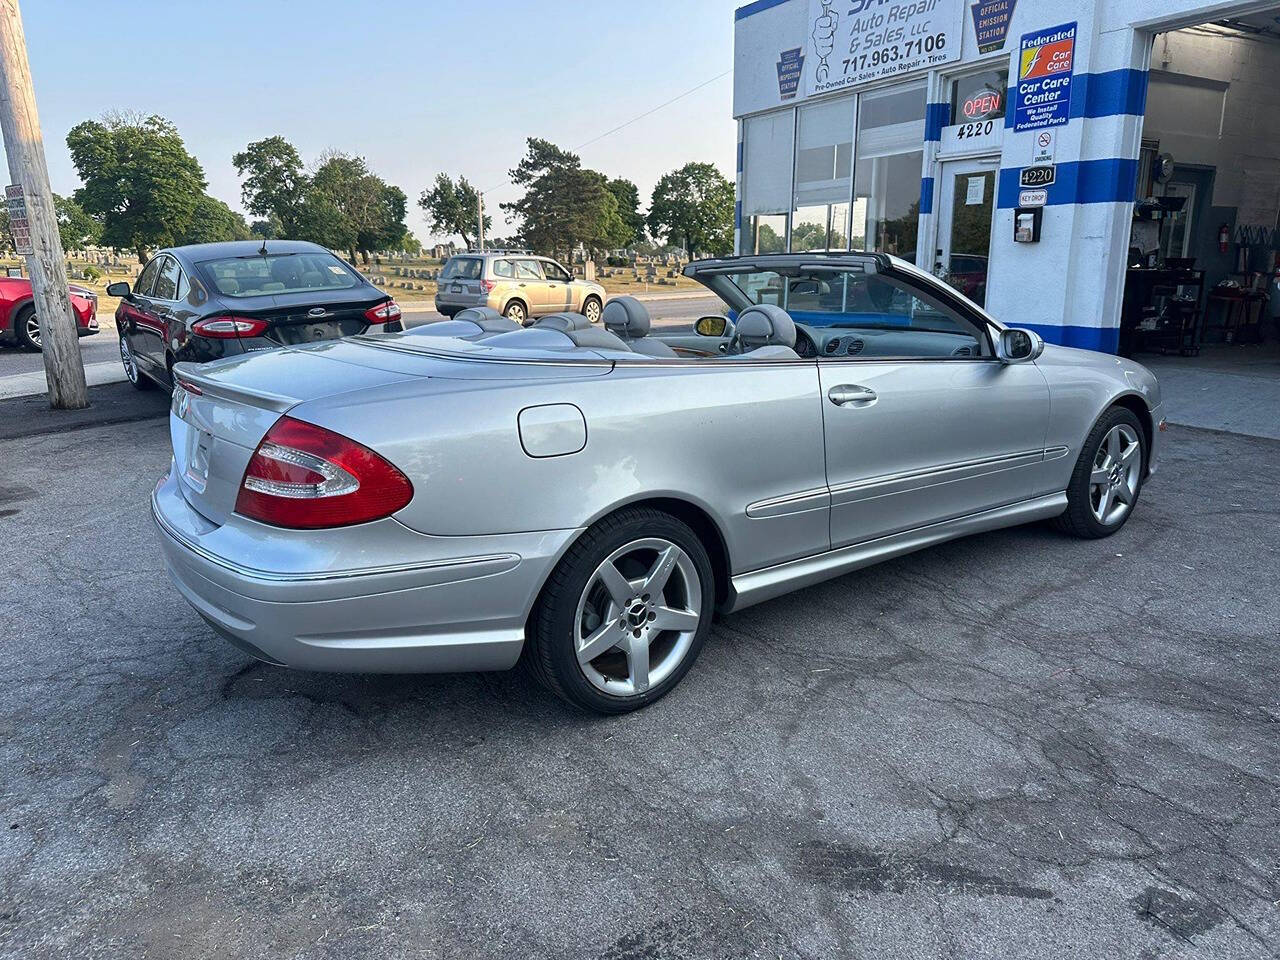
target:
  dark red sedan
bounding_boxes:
[0,276,99,350]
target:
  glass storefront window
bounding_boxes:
[854,82,926,259]
[950,68,1009,124]
[791,96,854,251]
[742,110,795,252]
[748,213,787,254]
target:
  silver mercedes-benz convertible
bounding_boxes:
[154,253,1164,713]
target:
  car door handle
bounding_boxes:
[828,384,877,407]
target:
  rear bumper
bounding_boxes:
[434,292,492,312]
[151,470,577,673]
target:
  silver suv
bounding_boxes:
[434,252,606,325]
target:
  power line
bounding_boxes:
[572,69,731,153]
[479,68,731,197]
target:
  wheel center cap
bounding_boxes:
[627,602,648,627]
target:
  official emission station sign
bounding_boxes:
[5,185,33,256]
[805,0,963,98]
[969,0,1017,54]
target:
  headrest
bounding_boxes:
[602,296,650,337]
[533,312,590,332]
[215,277,240,295]
[736,304,796,349]
[454,307,519,333]
[563,327,632,352]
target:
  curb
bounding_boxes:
[0,359,127,401]
[0,379,169,441]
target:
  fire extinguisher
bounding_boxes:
[1218,223,1230,254]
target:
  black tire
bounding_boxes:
[14,305,40,351]
[581,295,602,324]
[119,335,154,391]
[525,507,716,714]
[1052,406,1147,539]
[503,299,528,324]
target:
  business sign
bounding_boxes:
[805,0,964,98]
[777,47,804,100]
[961,89,1003,120]
[970,0,1017,54]
[1018,188,1048,207]
[1013,22,1076,131]
[5,185,32,255]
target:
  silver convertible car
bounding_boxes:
[154,253,1164,713]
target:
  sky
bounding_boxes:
[20,0,742,244]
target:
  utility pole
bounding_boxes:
[477,191,485,252]
[0,0,87,409]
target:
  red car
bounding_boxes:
[0,277,99,350]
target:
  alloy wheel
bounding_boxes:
[119,337,138,383]
[1089,423,1141,525]
[25,313,41,349]
[584,299,602,323]
[506,302,526,323]
[573,538,703,697]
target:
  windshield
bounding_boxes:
[201,252,361,298]
[715,266,976,335]
[441,257,483,280]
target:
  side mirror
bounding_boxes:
[997,328,1045,363]
[694,314,729,338]
[106,281,131,298]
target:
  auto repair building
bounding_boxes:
[732,0,1280,352]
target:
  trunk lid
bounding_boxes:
[168,336,612,527]
[222,288,384,346]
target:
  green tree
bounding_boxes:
[232,136,308,235]
[293,192,353,256]
[66,113,207,261]
[502,138,624,260]
[53,194,101,251]
[508,137,579,187]
[249,217,280,239]
[606,177,645,247]
[309,153,407,263]
[418,173,490,249]
[647,162,734,259]
[179,195,253,245]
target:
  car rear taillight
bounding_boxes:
[234,417,413,529]
[480,279,496,293]
[192,316,269,339]
[364,300,402,323]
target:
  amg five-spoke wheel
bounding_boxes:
[1089,423,1141,526]
[1054,406,1147,538]
[574,539,702,697]
[526,507,715,713]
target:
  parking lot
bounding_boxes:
[1,375,1277,959]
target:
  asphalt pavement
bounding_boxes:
[0,392,1276,958]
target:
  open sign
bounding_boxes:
[962,91,1003,119]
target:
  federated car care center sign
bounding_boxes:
[805,0,963,97]
[1013,22,1077,130]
